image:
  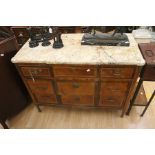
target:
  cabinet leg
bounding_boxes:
[36,105,42,112]
[120,112,124,118]
[0,119,9,129]
[126,79,143,115]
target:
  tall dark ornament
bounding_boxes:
[41,27,51,46]
[52,27,64,49]
[27,27,39,48]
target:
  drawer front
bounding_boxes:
[21,67,51,77]
[142,66,155,81]
[101,67,134,78]
[53,66,97,77]
[100,81,130,93]
[61,95,94,105]
[26,79,54,94]
[34,94,56,104]
[99,94,125,107]
[57,81,95,95]
[99,81,129,107]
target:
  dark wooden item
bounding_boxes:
[0,36,29,129]
[11,26,30,48]
[126,43,155,116]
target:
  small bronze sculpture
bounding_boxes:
[27,26,64,48]
[41,27,51,46]
[81,26,130,46]
[51,26,64,49]
[27,27,39,48]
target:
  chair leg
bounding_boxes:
[126,79,143,115]
[140,90,155,117]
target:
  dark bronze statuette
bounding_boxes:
[81,26,130,46]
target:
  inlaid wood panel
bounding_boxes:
[34,94,56,104]
[61,95,94,105]
[53,66,97,77]
[26,79,55,95]
[100,81,130,93]
[101,67,135,79]
[57,81,95,95]
[21,67,51,77]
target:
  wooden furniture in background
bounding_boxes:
[0,36,30,129]
[126,43,155,116]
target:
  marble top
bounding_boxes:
[11,33,145,66]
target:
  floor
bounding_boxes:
[1,81,155,129]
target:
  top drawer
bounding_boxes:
[20,67,51,77]
[101,67,135,79]
[53,66,97,77]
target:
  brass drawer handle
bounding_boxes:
[72,82,80,88]
[107,98,115,102]
[31,69,42,75]
[111,89,120,92]
[113,69,121,76]
[35,86,47,90]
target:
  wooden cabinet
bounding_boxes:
[11,26,29,48]
[16,63,139,116]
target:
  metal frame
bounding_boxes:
[126,67,155,116]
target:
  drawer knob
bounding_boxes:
[72,82,80,88]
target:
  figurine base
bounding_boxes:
[42,41,51,47]
[53,41,64,49]
[29,41,39,48]
[81,33,130,46]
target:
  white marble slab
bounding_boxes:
[11,33,145,66]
